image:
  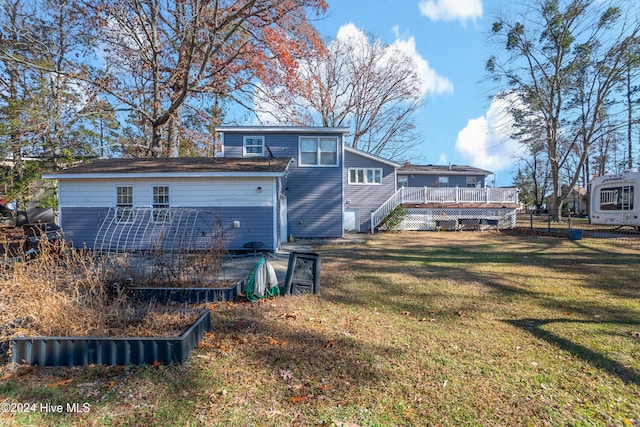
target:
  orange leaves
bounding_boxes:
[266,336,287,347]
[274,311,299,320]
[289,384,331,405]
[290,395,311,404]
[48,378,72,388]
[103,380,117,391]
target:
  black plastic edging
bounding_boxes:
[11,310,210,367]
[129,283,240,304]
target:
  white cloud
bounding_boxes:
[419,0,482,23]
[454,94,525,173]
[336,22,369,48]
[339,23,453,97]
[253,23,453,124]
[390,35,454,96]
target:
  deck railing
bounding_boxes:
[371,186,519,233]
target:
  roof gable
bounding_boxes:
[344,146,401,168]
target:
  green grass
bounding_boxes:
[1,231,639,426]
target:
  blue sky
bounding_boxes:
[311,0,521,186]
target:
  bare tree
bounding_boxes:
[254,29,425,160]
[487,0,640,220]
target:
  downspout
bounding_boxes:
[340,133,345,238]
[272,179,278,251]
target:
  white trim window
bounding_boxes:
[348,168,382,185]
[152,186,170,223]
[243,136,264,156]
[116,186,133,223]
[398,176,409,187]
[466,177,476,188]
[438,177,449,188]
[299,137,338,166]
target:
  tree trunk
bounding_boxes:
[167,106,182,158]
[150,123,163,158]
[628,67,633,170]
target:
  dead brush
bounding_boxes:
[102,221,229,288]
[0,237,202,343]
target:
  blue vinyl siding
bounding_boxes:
[399,174,486,188]
[60,206,274,251]
[344,151,397,232]
[60,207,110,248]
[223,131,344,238]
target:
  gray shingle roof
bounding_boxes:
[398,164,493,176]
[45,157,293,176]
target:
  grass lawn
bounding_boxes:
[1,231,639,426]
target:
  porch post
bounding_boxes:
[455,186,459,203]
[371,212,375,234]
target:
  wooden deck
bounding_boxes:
[371,186,520,233]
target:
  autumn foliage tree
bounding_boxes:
[82,0,328,158]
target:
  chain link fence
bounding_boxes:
[515,212,640,247]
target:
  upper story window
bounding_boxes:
[466,177,477,188]
[349,168,382,185]
[152,186,170,223]
[116,186,133,223]
[438,177,449,188]
[599,185,634,211]
[398,176,409,187]
[299,137,338,166]
[243,136,264,156]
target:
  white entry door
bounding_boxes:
[344,209,359,232]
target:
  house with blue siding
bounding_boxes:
[217,127,348,241]
[44,127,351,252]
[397,164,492,188]
[44,126,520,251]
[344,147,400,233]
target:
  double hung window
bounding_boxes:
[152,186,170,223]
[299,137,338,166]
[116,186,133,223]
[243,136,264,156]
